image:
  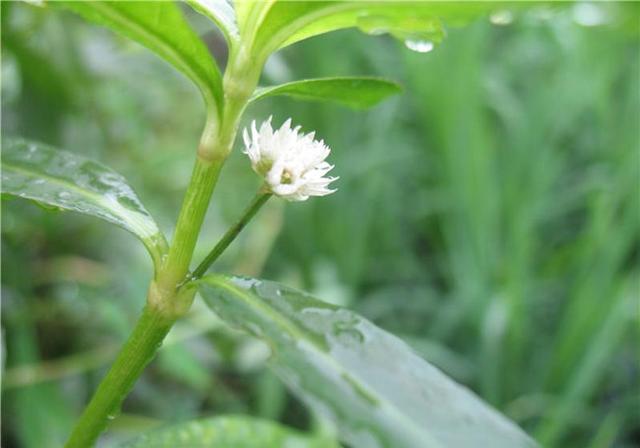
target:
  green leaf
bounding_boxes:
[58,1,223,117]
[251,77,402,109]
[1,138,168,269]
[233,0,275,42]
[119,415,337,447]
[245,1,512,60]
[198,275,539,448]
[187,0,239,44]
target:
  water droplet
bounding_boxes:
[573,2,608,27]
[489,10,514,26]
[99,172,121,186]
[331,319,365,344]
[233,276,261,290]
[22,0,45,6]
[404,39,434,53]
[106,414,116,420]
[356,14,391,36]
[362,25,387,36]
[357,14,445,51]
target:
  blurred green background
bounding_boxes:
[2,2,638,447]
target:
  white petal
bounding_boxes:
[241,117,337,201]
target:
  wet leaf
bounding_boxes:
[198,275,538,448]
[251,77,402,109]
[242,1,526,61]
[119,415,337,447]
[1,138,168,269]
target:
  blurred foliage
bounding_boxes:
[1,2,638,447]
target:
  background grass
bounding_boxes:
[2,2,639,447]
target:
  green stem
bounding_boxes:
[64,305,176,447]
[158,157,223,291]
[191,191,272,280]
[65,46,261,446]
[64,157,224,448]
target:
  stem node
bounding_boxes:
[147,280,195,320]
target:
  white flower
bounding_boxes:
[242,117,338,201]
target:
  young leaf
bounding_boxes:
[1,138,168,269]
[57,1,223,116]
[198,275,539,448]
[119,415,337,447]
[187,0,239,44]
[251,77,402,109]
[245,1,508,61]
[233,0,275,42]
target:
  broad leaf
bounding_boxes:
[58,1,223,116]
[1,138,168,269]
[187,0,239,43]
[251,77,402,109]
[198,275,538,448]
[245,1,511,60]
[119,415,336,447]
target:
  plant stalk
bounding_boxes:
[191,191,271,280]
[63,305,177,447]
[65,47,260,447]
[64,164,224,447]
[158,157,224,292]
[63,159,223,447]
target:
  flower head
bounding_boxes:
[242,117,338,201]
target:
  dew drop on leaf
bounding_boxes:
[404,39,434,53]
[489,10,514,26]
[572,2,608,27]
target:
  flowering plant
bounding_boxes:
[2,1,543,447]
